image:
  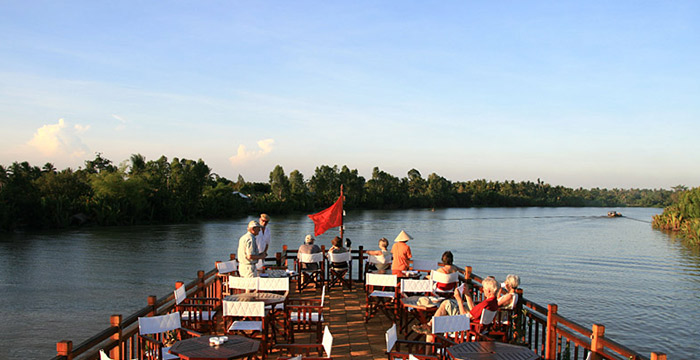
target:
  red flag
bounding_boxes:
[307,195,343,236]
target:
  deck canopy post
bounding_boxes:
[590,324,605,360]
[545,304,558,360]
[110,314,122,360]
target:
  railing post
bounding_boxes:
[651,353,667,360]
[545,304,558,360]
[147,295,157,316]
[590,324,605,360]
[282,245,288,266]
[358,245,364,282]
[57,340,72,360]
[230,253,236,261]
[197,270,205,297]
[110,314,122,360]
[214,262,222,299]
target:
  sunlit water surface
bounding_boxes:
[1,207,699,359]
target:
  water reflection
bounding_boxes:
[3,207,700,359]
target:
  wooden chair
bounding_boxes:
[327,251,352,290]
[429,270,459,298]
[258,277,291,342]
[216,260,239,297]
[137,312,201,360]
[223,300,270,359]
[432,314,471,344]
[365,253,392,273]
[386,324,443,360]
[296,252,325,292]
[173,283,220,333]
[398,279,433,333]
[410,259,437,275]
[275,325,333,359]
[469,308,498,341]
[285,286,326,343]
[365,273,398,323]
[229,276,259,294]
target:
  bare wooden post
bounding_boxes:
[197,270,205,297]
[358,245,364,282]
[276,252,282,266]
[214,261,222,299]
[147,295,157,316]
[589,324,605,360]
[110,314,122,360]
[651,353,667,360]
[545,304,558,360]
[282,245,288,266]
[230,253,236,261]
[57,340,72,360]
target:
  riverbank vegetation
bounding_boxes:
[0,153,679,231]
[652,186,700,244]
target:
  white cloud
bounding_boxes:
[27,118,90,158]
[229,138,275,165]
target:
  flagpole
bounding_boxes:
[339,184,344,240]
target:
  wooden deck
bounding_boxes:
[235,283,396,360]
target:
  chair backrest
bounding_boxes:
[411,259,436,272]
[385,323,397,352]
[366,273,398,287]
[480,308,497,325]
[229,276,259,292]
[174,285,187,305]
[138,312,181,335]
[328,251,351,263]
[432,314,470,334]
[367,253,392,265]
[258,277,290,293]
[322,325,333,357]
[299,252,325,264]
[222,300,265,317]
[400,279,433,294]
[99,349,113,360]
[430,270,459,290]
[217,260,238,274]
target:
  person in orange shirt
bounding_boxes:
[391,230,413,275]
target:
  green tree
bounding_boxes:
[269,165,291,202]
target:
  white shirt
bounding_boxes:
[255,226,271,269]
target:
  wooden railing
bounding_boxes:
[52,247,667,360]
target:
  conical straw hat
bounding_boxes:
[394,230,413,242]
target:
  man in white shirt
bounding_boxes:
[255,214,271,270]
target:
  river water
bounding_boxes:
[1,207,698,359]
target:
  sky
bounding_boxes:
[1,1,698,190]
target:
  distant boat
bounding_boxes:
[607,211,622,217]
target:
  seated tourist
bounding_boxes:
[498,274,520,309]
[412,276,500,340]
[328,236,350,270]
[297,234,321,270]
[427,251,461,292]
[365,237,392,271]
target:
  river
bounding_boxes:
[1,207,698,359]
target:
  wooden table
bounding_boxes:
[447,341,540,360]
[400,295,442,336]
[169,335,260,360]
[224,292,286,307]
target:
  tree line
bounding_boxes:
[652,186,700,244]
[0,153,679,231]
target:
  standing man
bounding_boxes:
[391,230,413,275]
[255,214,271,270]
[238,220,267,278]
